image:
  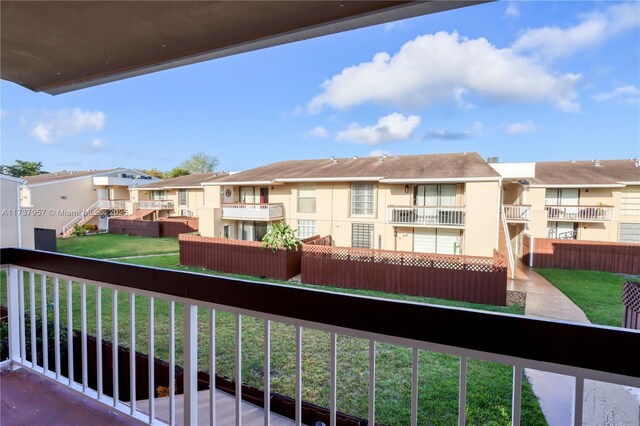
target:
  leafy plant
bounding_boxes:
[261,221,301,252]
[72,223,86,236]
[83,223,98,231]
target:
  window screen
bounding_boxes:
[351,183,374,215]
[351,223,374,248]
[298,184,316,213]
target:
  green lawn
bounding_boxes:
[1,236,546,425]
[536,268,628,327]
[56,234,179,258]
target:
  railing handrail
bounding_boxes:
[2,247,639,383]
[222,202,284,207]
[503,204,532,207]
[544,204,614,208]
[500,205,515,279]
[387,205,466,209]
[61,200,101,234]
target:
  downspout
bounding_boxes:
[16,185,23,248]
[496,178,502,252]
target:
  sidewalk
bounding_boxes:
[509,260,639,425]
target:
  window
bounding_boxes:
[351,223,374,248]
[178,189,187,206]
[151,190,167,200]
[620,223,640,243]
[297,184,316,213]
[351,183,374,216]
[415,184,457,206]
[621,186,640,216]
[240,186,269,204]
[297,220,316,239]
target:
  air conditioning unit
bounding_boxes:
[181,209,193,217]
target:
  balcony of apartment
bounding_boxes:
[97,199,129,210]
[221,203,284,221]
[545,205,613,222]
[387,205,465,227]
[503,205,532,222]
[0,248,637,426]
[139,200,174,210]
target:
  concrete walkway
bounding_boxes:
[509,260,639,425]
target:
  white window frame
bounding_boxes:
[151,190,167,201]
[351,183,375,217]
[351,223,374,248]
[297,219,316,239]
[297,183,316,214]
[178,189,188,206]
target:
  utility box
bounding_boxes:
[34,228,57,252]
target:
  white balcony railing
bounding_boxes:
[97,200,128,210]
[0,249,638,426]
[139,200,174,210]
[503,205,531,221]
[221,203,284,221]
[545,205,613,222]
[387,206,465,226]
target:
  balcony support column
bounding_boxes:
[7,266,21,364]
[184,303,198,426]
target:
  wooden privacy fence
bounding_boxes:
[110,217,198,238]
[523,234,640,274]
[301,245,507,306]
[622,282,640,330]
[179,234,302,280]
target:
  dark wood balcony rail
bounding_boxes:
[1,248,639,382]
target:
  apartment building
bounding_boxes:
[128,172,228,220]
[22,169,159,235]
[0,174,35,248]
[494,159,640,255]
[199,152,502,257]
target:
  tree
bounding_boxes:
[1,160,47,177]
[180,152,218,174]
[165,167,191,179]
[139,168,165,179]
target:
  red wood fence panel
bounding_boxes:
[623,281,640,330]
[108,218,161,237]
[530,238,640,274]
[179,234,302,280]
[301,245,507,306]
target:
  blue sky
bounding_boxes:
[1,1,639,173]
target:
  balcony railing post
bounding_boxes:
[184,303,198,426]
[7,266,21,363]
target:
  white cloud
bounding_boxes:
[27,108,106,144]
[592,85,640,104]
[304,126,329,139]
[384,20,406,32]
[504,120,537,135]
[369,149,391,157]
[504,2,520,18]
[308,31,581,113]
[512,2,640,62]
[336,113,421,145]
[0,109,9,120]
[426,122,483,140]
[91,138,106,150]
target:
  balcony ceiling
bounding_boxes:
[1,1,484,95]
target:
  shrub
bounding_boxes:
[83,223,98,231]
[72,223,86,236]
[261,221,301,252]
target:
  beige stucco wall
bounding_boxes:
[1,178,35,248]
[29,176,98,234]
[524,185,640,242]
[202,180,500,256]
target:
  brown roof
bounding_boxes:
[135,172,229,189]
[212,152,499,184]
[531,160,640,186]
[23,169,116,185]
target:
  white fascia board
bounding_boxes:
[619,181,640,185]
[0,174,27,184]
[275,177,383,183]
[202,180,274,186]
[529,183,625,188]
[381,177,501,183]
[490,162,536,179]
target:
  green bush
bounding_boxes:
[72,224,86,236]
[83,223,98,231]
[261,221,301,252]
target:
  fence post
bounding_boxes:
[183,303,198,426]
[7,266,21,364]
[529,235,535,268]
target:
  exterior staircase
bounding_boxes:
[61,200,101,237]
[499,206,515,279]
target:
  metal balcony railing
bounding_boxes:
[97,200,128,210]
[387,206,465,226]
[1,248,638,426]
[139,200,174,210]
[221,203,284,221]
[503,205,531,221]
[545,205,613,221]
